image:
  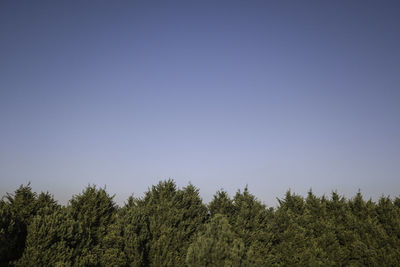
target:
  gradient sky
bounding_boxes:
[1,0,399,206]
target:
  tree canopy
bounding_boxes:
[1,181,399,266]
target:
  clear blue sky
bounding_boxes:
[1,0,399,205]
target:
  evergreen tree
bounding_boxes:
[208,190,235,219]
[16,206,78,267]
[0,200,24,266]
[1,181,400,266]
[100,196,150,267]
[0,184,38,265]
[231,188,273,265]
[35,191,60,216]
[142,180,207,267]
[186,214,244,267]
[375,196,400,264]
[269,191,315,265]
[69,185,117,266]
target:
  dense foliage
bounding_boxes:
[1,181,399,266]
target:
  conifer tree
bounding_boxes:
[1,181,400,266]
[100,197,150,267]
[0,200,24,266]
[16,206,78,267]
[69,185,117,266]
[142,180,207,267]
[208,190,235,219]
[375,196,400,264]
[186,214,244,267]
[269,191,312,265]
[0,184,38,264]
[231,187,273,265]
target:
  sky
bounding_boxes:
[1,0,399,206]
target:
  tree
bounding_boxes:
[231,187,273,265]
[1,181,400,266]
[186,214,244,267]
[208,190,235,219]
[0,184,38,265]
[69,185,117,266]
[0,200,24,266]
[16,207,78,267]
[100,196,150,267]
[142,180,207,266]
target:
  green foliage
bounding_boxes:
[69,185,117,266]
[186,214,244,267]
[0,200,24,266]
[1,181,400,266]
[100,200,150,266]
[141,180,208,266]
[0,184,40,265]
[16,207,76,266]
[209,187,275,265]
[208,190,234,219]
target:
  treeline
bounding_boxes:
[1,180,400,266]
